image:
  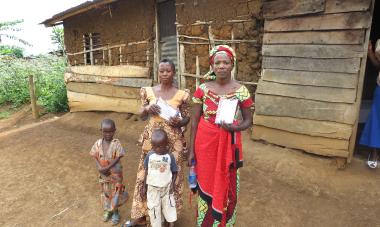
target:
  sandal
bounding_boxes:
[111,210,120,225]
[123,220,133,227]
[367,150,378,169]
[103,210,112,222]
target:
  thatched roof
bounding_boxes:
[41,0,118,27]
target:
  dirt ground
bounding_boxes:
[1,111,380,227]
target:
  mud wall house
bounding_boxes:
[42,0,263,113]
[42,0,156,114]
[252,0,378,163]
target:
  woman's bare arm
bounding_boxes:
[188,104,202,166]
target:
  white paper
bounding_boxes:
[156,98,181,121]
[215,98,238,124]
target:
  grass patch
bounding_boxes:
[0,55,68,112]
[0,111,10,119]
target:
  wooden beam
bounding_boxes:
[64,72,152,88]
[261,69,357,89]
[252,125,349,157]
[325,0,371,14]
[263,30,365,45]
[265,12,371,32]
[67,91,140,114]
[262,57,361,74]
[154,1,160,82]
[195,56,200,88]
[263,0,325,19]
[66,82,140,99]
[253,114,353,140]
[70,65,150,78]
[262,44,364,59]
[256,80,357,103]
[255,94,357,124]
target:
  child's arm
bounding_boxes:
[94,157,111,175]
[140,153,150,199]
[169,153,178,194]
[170,171,177,194]
[140,169,148,199]
[103,156,122,171]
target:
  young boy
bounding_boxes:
[90,119,128,225]
[141,129,178,227]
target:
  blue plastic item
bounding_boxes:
[188,160,197,189]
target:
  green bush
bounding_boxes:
[0,55,68,112]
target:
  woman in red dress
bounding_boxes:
[188,45,253,226]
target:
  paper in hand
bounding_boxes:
[215,98,238,124]
[156,98,181,121]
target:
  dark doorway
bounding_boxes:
[355,0,380,159]
[157,0,178,73]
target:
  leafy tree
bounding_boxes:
[0,20,31,46]
[50,26,65,53]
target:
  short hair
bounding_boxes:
[152,128,168,142]
[159,58,176,72]
[101,118,116,129]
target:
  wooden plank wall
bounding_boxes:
[65,65,152,114]
[253,0,373,158]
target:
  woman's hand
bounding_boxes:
[146,104,161,115]
[169,115,182,128]
[140,184,147,199]
[377,74,380,86]
[187,148,195,167]
[220,121,239,132]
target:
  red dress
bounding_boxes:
[192,83,253,226]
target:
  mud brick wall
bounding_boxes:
[63,0,155,68]
[176,0,263,94]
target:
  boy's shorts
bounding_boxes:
[147,184,177,226]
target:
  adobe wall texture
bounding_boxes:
[63,0,155,68]
[176,0,263,94]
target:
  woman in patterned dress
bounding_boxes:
[189,45,253,226]
[125,59,190,226]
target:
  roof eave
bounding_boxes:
[41,0,118,27]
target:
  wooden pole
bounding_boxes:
[119,46,123,65]
[89,33,94,65]
[28,75,39,119]
[83,35,87,65]
[108,45,112,66]
[176,23,181,88]
[154,1,160,82]
[231,30,237,80]
[103,50,105,65]
[179,44,186,88]
[196,55,200,88]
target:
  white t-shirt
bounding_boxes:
[144,151,178,187]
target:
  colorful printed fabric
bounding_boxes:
[130,87,190,219]
[192,84,251,226]
[192,83,253,124]
[90,139,128,212]
[204,45,237,80]
[196,172,240,227]
[195,117,242,226]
